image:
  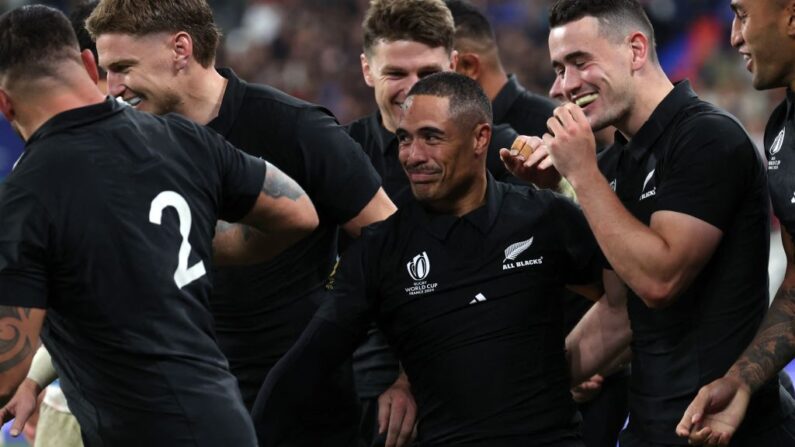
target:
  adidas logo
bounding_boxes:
[469,293,487,305]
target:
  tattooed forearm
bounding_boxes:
[0,306,34,373]
[728,285,795,393]
[263,162,304,201]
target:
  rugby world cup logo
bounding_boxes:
[407,252,430,281]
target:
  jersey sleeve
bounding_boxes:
[0,182,50,308]
[552,195,603,285]
[294,107,382,224]
[655,114,760,232]
[314,232,377,338]
[208,131,268,223]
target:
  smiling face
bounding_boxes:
[730,0,795,90]
[96,32,183,115]
[362,40,455,133]
[548,16,636,132]
[396,94,487,211]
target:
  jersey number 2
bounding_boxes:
[149,191,207,289]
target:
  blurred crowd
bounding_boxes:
[0,0,787,171]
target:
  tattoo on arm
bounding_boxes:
[263,162,304,201]
[0,307,34,373]
[730,285,795,393]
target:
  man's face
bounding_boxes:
[730,0,795,90]
[96,32,182,115]
[362,40,455,132]
[548,17,635,132]
[396,95,483,208]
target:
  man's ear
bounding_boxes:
[361,53,375,87]
[473,122,492,158]
[627,31,652,71]
[173,31,193,70]
[456,52,481,80]
[80,49,100,85]
[0,89,14,123]
[786,0,795,37]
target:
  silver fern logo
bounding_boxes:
[504,237,533,262]
[771,128,785,157]
[407,251,430,281]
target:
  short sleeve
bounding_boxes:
[315,235,376,339]
[655,114,758,232]
[209,131,268,223]
[0,182,50,308]
[551,195,603,285]
[294,107,382,224]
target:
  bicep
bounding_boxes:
[649,209,723,276]
[239,161,316,233]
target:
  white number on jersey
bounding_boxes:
[149,191,207,289]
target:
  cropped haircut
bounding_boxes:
[86,0,220,68]
[362,0,455,57]
[407,71,492,130]
[549,0,658,63]
[445,0,497,52]
[0,5,81,88]
[70,1,105,78]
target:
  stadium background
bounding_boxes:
[0,0,789,444]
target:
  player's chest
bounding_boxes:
[377,226,566,319]
[615,150,660,224]
[767,122,795,222]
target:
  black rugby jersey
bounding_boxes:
[0,98,263,446]
[609,81,786,444]
[207,68,381,409]
[255,176,602,446]
[764,90,795,237]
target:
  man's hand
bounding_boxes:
[542,103,599,185]
[377,374,417,447]
[499,136,562,190]
[675,376,751,445]
[0,378,42,437]
[571,374,604,403]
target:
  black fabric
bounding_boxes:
[206,68,378,431]
[764,89,795,237]
[311,177,601,445]
[492,74,556,137]
[607,81,789,444]
[0,99,262,446]
[252,317,361,446]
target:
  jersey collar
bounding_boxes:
[209,67,247,137]
[618,80,698,162]
[26,97,124,147]
[417,173,503,241]
[366,111,397,155]
[492,74,523,124]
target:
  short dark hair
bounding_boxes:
[86,0,221,68]
[0,5,81,88]
[362,0,455,57]
[70,1,105,78]
[445,0,496,51]
[549,0,658,62]
[407,71,492,129]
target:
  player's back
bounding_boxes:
[0,99,260,446]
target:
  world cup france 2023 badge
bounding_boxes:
[770,127,785,171]
[405,251,438,296]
